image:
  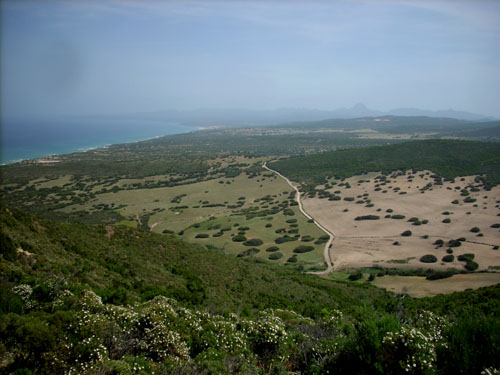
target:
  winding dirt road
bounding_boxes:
[263,162,334,275]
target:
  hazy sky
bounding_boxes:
[2,0,500,117]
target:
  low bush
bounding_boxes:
[293,245,315,253]
[268,252,283,260]
[442,255,454,262]
[265,246,279,252]
[232,234,247,242]
[401,230,412,237]
[458,253,475,262]
[420,254,438,263]
[243,238,263,247]
[195,233,209,238]
[355,215,380,221]
[391,214,406,219]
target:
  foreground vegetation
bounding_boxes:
[1,206,500,374]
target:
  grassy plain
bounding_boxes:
[46,159,327,268]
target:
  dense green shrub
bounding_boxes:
[442,218,451,223]
[195,233,209,238]
[232,234,247,242]
[401,230,412,237]
[293,246,314,253]
[391,214,406,219]
[243,238,263,247]
[442,255,454,262]
[355,215,380,221]
[420,254,438,263]
[268,252,283,260]
[470,227,480,233]
[265,246,279,252]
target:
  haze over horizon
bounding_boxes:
[2,0,500,118]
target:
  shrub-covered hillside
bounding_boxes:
[1,206,500,374]
[269,139,500,188]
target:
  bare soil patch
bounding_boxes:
[303,170,500,272]
[374,273,500,297]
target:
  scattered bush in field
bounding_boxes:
[301,235,314,242]
[451,200,459,204]
[446,248,454,254]
[491,223,500,228]
[283,209,295,216]
[442,255,454,262]
[286,219,297,223]
[470,227,480,233]
[293,246,314,253]
[401,230,412,237]
[458,253,475,262]
[420,254,438,263]
[232,234,247,242]
[162,229,174,234]
[408,217,419,223]
[266,246,279,252]
[391,214,406,219]
[239,226,250,231]
[393,241,400,246]
[243,238,263,247]
[421,219,429,224]
[286,254,298,263]
[265,223,272,228]
[354,215,380,221]
[442,211,451,215]
[268,252,283,260]
[195,233,209,238]
[464,197,477,203]
[386,209,393,213]
[348,271,363,281]
[434,239,444,247]
[442,218,451,223]
[344,197,355,202]
[275,236,297,244]
[465,261,479,271]
[237,248,260,257]
[448,239,462,247]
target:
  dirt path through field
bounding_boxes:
[263,162,334,275]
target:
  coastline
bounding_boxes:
[1,121,196,166]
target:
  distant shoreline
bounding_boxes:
[1,119,195,165]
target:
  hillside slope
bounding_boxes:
[0,205,389,316]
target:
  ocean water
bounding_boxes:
[1,117,194,165]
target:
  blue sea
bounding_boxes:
[1,117,194,165]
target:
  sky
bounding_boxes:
[2,0,500,118]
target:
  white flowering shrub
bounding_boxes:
[482,368,500,375]
[382,326,437,374]
[191,315,248,355]
[12,284,34,310]
[241,309,289,360]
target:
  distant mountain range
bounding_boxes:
[77,104,495,128]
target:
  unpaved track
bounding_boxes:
[263,163,334,276]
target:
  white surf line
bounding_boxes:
[263,162,335,276]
